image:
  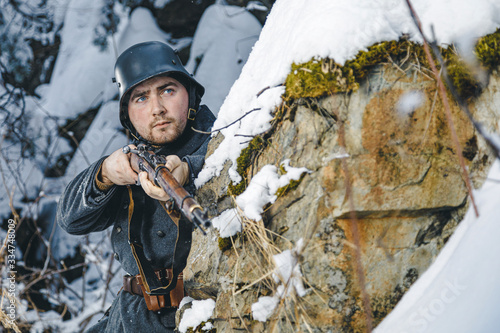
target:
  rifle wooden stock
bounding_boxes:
[125,145,211,233]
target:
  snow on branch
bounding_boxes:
[251,238,307,322]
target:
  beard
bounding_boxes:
[142,116,186,145]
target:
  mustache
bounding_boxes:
[150,117,176,128]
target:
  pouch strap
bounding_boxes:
[123,269,185,311]
[127,186,192,296]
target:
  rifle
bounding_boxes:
[123,144,211,234]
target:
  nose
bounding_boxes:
[151,94,166,116]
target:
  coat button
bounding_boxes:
[157,230,166,238]
[116,226,122,233]
[114,253,119,261]
[123,202,128,209]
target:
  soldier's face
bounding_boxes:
[128,76,189,144]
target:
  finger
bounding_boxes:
[139,172,157,196]
[120,154,138,184]
[121,144,135,158]
[171,162,189,186]
[165,155,181,172]
[126,167,138,184]
[102,148,137,185]
[139,172,151,188]
[139,172,169,200]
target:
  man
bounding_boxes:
[56,41,215,332]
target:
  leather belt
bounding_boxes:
[123,268,184,311]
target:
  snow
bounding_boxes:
[195,0,500,188]
[211,208,242,238]
[251,296,280,322]
[212,160,310,238]
[179,296,195,309]
[252,238,307,322]
[397,90,425,116]
[40,0,119,119]
[185,4,262,115]
[178,298,216,333]
[272,238,307,298]
[235,160,310,221]
[153,0,172,8]
[116,7,170,54]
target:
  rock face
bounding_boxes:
[183,61,500,332]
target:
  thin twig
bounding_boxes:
[231,255,250,332]
[257,83,285,97]
[21,262,87,294]
[32,98,92,166]
[419,84,440,152]
[387,54,408,76]
[191,108,261,135]
[0,290,22,333]
[427,29,500,159]
[405,0,479,217]
[40,207,57,276]
[234,270,275,295]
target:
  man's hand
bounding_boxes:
[138,155,189,201]
[101,145,138,186]
[101,146,188,201]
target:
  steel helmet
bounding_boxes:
[113,41,205,137]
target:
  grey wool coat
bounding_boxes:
[56,105,215,332]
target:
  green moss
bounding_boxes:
[442,29,500,100]
[285,58,358,99]
[227,179,247,197]
[285,31,500,101]
[475,28,500,71]
[228,135,266,196]
[275,177,303,198]
[275,164,308,198]
[445,55,482,99]
[227,31,500,202]
[185,319,216,332]
[285,37,427,100]
[344,38,427,82]
[218,236,233,252]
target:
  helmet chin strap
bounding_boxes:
[130,131,151,147]
[187,83,199,121]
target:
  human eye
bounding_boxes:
[161,87,174,95]
[135,95,146,103]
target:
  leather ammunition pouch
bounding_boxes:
[123,268,184,312]
[126,186,192,303]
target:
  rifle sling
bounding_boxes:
[127,186,192,296]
